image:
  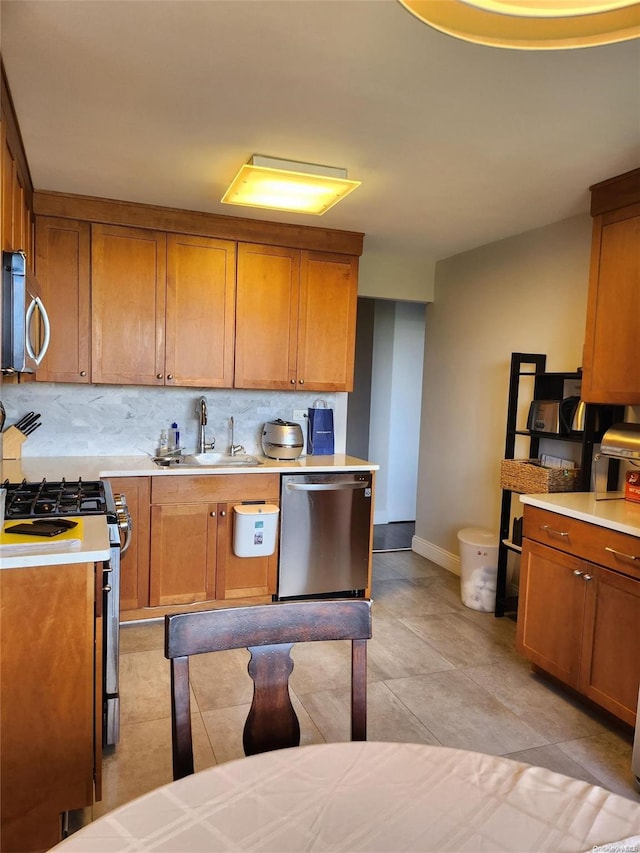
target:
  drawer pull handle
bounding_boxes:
[540,525,569,537]
[573,569,583,576]
[583,574,593,582]
[604,546,638,562]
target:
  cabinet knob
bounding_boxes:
[583,574,593,582]
[156,373,163,379]
[210,511,216,518]
[102,584,112,593]
[219,510,226,517]
[80,370,87,377]
[572,569,583,576]
[167,374,173,380]
[290,379,296,385]
[299,379,304,385]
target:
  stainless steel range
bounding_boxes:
[3,477,132,746]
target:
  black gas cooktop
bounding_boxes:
[3,478,109,519]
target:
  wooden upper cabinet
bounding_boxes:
[297,251,358,392]
[581,169,640,405]
[35,216,90,383]
[234,243,358,391]
[165,234,236,387]
[91,224,167,385]
[234,243,300,390]
[1,108,33,258]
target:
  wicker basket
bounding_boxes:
[500,459,580,494]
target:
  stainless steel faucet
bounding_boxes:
[229,416,245,456]
[196,396,215,454]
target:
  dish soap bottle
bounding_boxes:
[169,422,180,451]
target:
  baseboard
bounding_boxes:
[412,535,460,577]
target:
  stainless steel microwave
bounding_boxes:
[2,250,51,374]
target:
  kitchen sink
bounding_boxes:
[153,452,264,468]
[180,453,264,468]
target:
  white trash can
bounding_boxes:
[457,527,499,612]
[233,504,279,557]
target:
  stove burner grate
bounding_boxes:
[2,478,109,519]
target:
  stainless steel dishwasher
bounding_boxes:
[277,472,372,599]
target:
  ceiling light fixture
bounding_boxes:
[221,155,361,215]
[398,0,640,49]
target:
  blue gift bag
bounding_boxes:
[307,400,334,456]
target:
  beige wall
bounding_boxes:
[358,237,435,302]
[414,213,593,569]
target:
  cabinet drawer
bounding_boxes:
[151,473,280,504]
[523,505,640,580]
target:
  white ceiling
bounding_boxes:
[1,0,639,261]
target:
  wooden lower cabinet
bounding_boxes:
[149,474,279,607]
[150,501,219,605]
[0,562,101,852]
[517,527,640,726]
[516,539,586,687]
[581,564,640,723]
[106,476,151,611]
[218,500,278,599]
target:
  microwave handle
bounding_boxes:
[25,296,51,366]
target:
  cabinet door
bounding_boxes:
[516,539,586,688]
[149,502,217,605]
[107,476,150,612]
[35,216,91,383]
[297,252,358,392]
[217,500,279,599]
[91,224,166,385]
[0,563,97,852]
[581,565,640,725]
[582,205,640,404]
[1,120,31,256]
[165,234,236,387]
[234,243,300,389]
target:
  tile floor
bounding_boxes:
[92,549,639,823]
[373,521,415,552]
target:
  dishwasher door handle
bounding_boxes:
[286,481,368,492]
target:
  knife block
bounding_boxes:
[2,426,26,460]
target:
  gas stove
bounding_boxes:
[3,478,112,520]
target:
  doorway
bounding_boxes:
[347,298,425,552]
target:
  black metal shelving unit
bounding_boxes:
[494,352,623,618]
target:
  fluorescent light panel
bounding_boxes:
[221,156,361,215]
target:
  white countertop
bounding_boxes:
[520,492,640,537]
[3,454,378,482]
[0,515,111,570]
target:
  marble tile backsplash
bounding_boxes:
[0,383,340,458]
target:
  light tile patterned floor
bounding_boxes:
[92,550,639,822]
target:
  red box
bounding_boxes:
[624,470,640,504]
